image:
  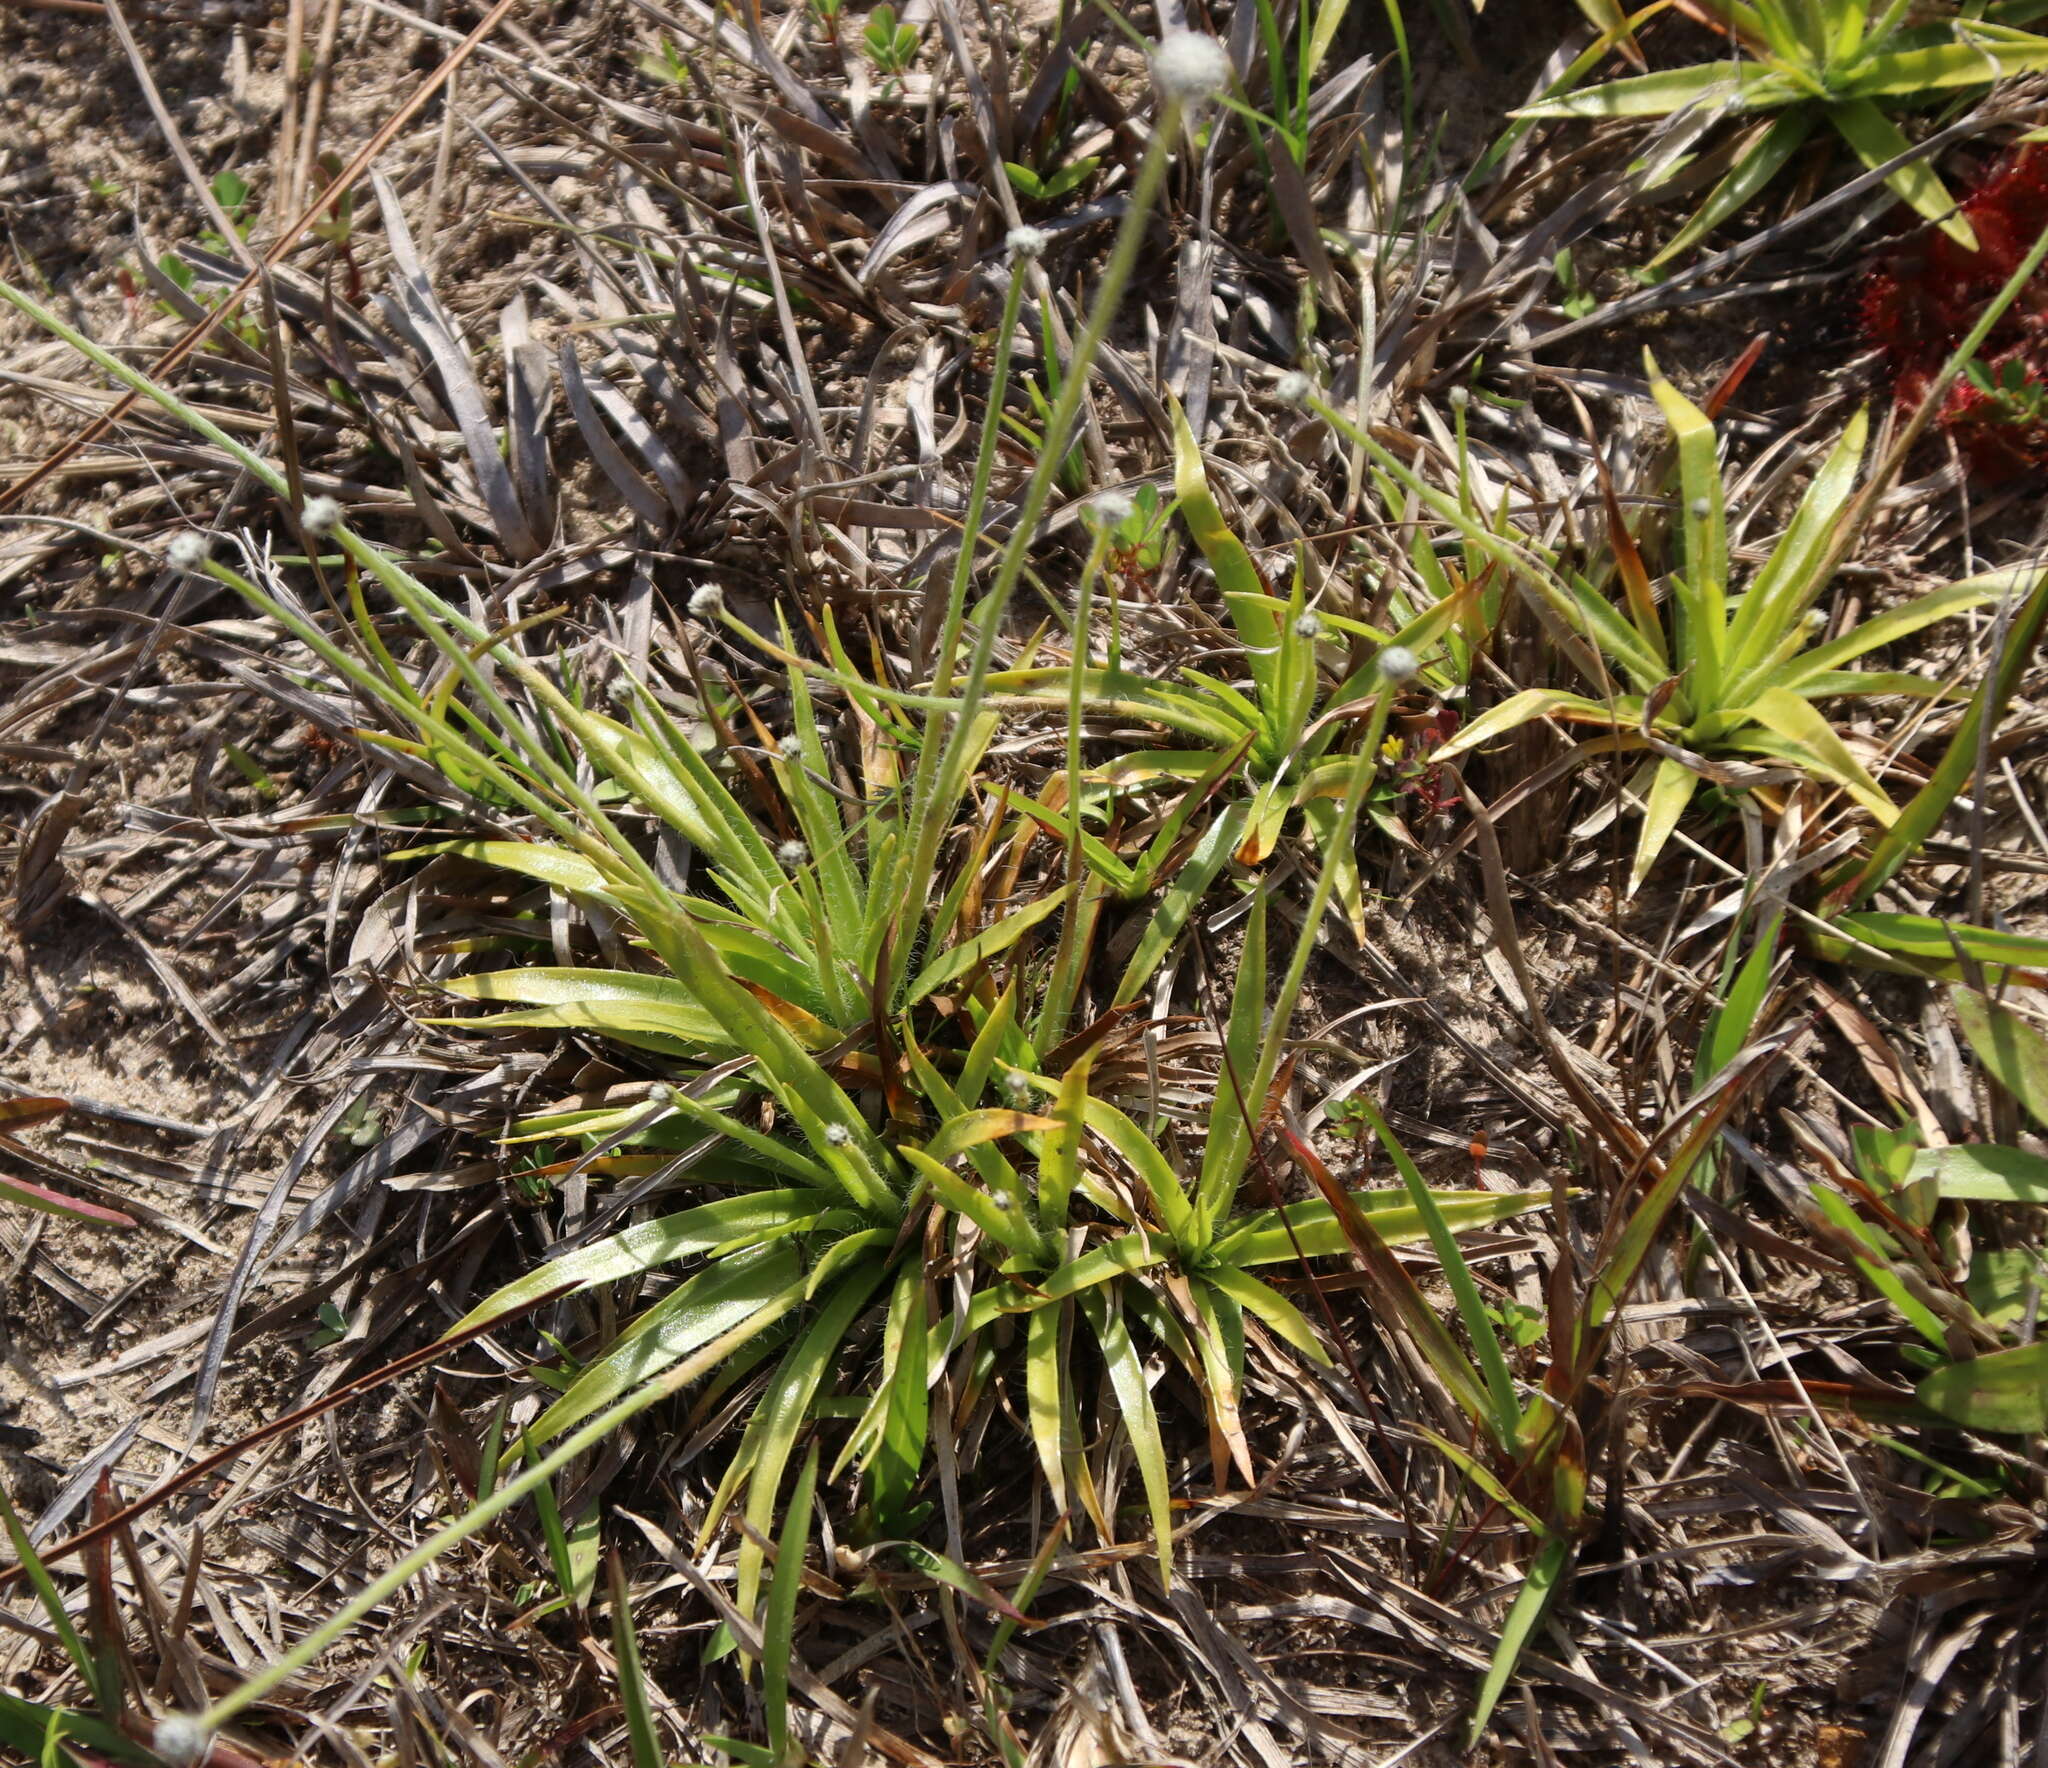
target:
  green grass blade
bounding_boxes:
[762,1444,819,1763]
[448,1194,834,1334]
[1828,96,1974,246]
[1629,756,1702,897]
[523,1248,808,1451]
[0,1482,101,1709]
[1342,1093,1519,1438]
[1841,566,2048,906]
[1723,406,1868,686]
[1646,106,1817,270]
[1951,986,2048,1130]
[1467,1531,1569,1743]
[1197,886,1269,1230]
[608,1554,665,1768]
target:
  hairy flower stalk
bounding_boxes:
[892,83,1192,981]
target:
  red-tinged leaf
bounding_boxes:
[0,1172,136,1229]
[0,1096,67,1132]
[1702,333,1768,419]
[1276,1120,1499,1429]
[1598,466,1666,665]
[1668,1377,1940,1427]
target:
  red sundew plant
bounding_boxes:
[1861,144,2048,480]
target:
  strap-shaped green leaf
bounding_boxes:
[1646,354,1727,709]
[1724,406,1867,686]
[963,1232,1168,1332]
[1648,105,1819,270]
[1213,1184,1556,1265]
[1024,1301,1070,1510]
[904,890,1068,1004]
[1467,1532,1571,1744]
[394,837,616,895]
[1171,398,1274,690]
[444,965,727,1031]
[448,1192,838,1334]
[1737,687,1897,822]
[1430,688,1647,764]
[1838,35,2048,100]
[762,1444,819,1758]
[864,1269,930,1534]
[1827,96,1973,247]
[924,1108,1062,1162]
[1200,1264,1327,1363]
[523,1244,808,1450]
[1086,1099,1197,1243]
[1913,1144,2048,1204]
[1765,578,1991,692]
[1113,801,1249,1008]
[1629,756,1702,897]
[986,666,1250,746]
[1079,1288,1175,1588]
[728,1258,890,1625]
[899,1146,1038,1254]
[1514,60,1774,119]
[1197,886,1268,1229]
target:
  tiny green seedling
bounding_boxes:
[1552,246,1597,319]
[636,34,689,85]
[207,169,253,242]
[1003,155,1100,206]
[860,3,921,76]
[1965,355,2048,426]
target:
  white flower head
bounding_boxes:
[1377,645,1420,684]
[823,1122,853,1147]
[688,583,724,620]
[166,532,211,573]
[1274,370,1312,406]
[300,494,342,538]
[777,838,809,869]
[1688,496,1713,520]
[151,1716,212,1767]
[1090,488,1136,527]
[647,1083,678,1108]
[1152,31,1231,107]
[1003,1068,1030,1098]
[1448,385,1471,411]
[1007,225,1048,261]
[1292,612,1323,640]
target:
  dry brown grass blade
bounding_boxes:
[0,0,523,514]
[0,1290,567,1593]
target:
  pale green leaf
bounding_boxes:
[905,890,1068,1004]
[1952,986,2048,1130]
[524,1246,807,1450]
[448,1193,837,1335]
[1079,1289,1175,1587]
[1916,1340,2048,1434]
[1913,1144,2048,1205]
[1629,757,1702,897]
[1514,61,1770,119]
[1828,97,1974,247]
